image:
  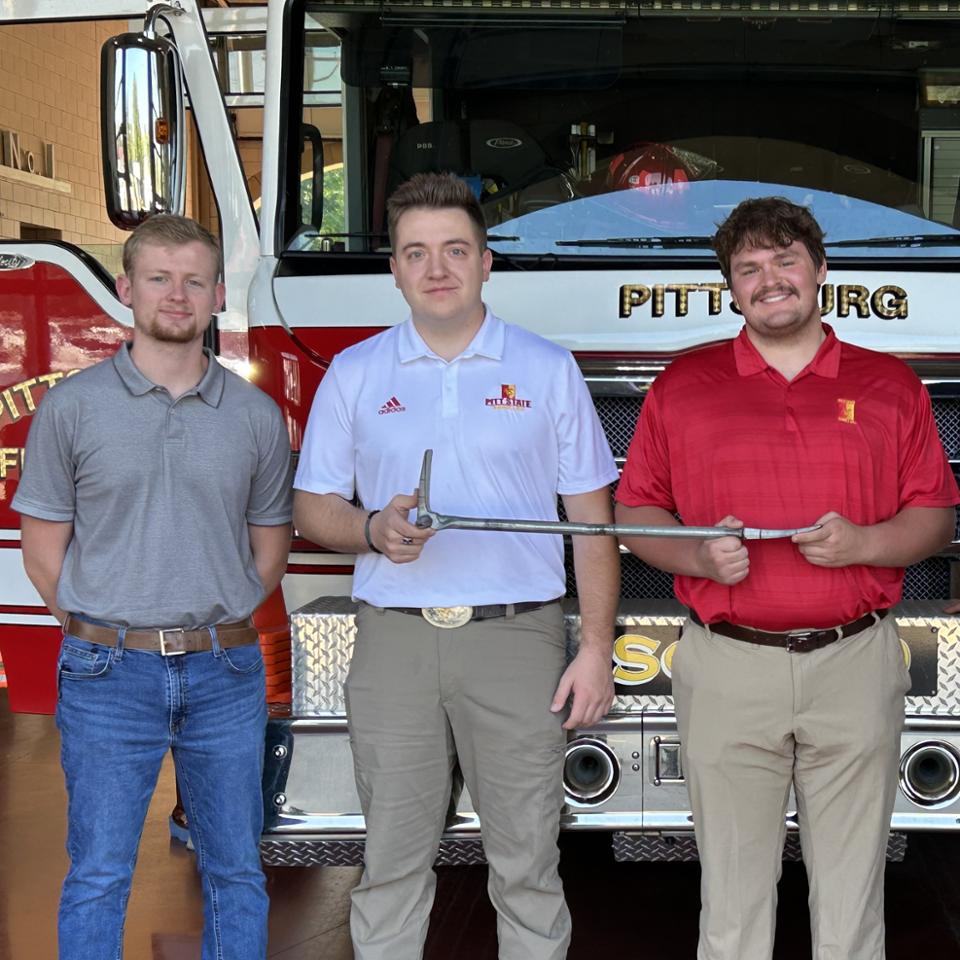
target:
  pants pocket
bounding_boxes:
[219,642,264,675]
[59,638,114,680]
[57,637,114,704]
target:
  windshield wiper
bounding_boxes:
[555,235,714,249]
[825,234,960,249]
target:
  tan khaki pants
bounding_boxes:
[345,603,571,960]
[673,616,909,960]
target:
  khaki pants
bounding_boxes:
[345,603,571,960]
[673,615,909,960]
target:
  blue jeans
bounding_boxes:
[56,623,268,960]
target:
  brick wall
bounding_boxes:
[0,21,146,275]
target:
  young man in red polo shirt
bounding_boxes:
[615,197,959,960]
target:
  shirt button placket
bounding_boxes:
[784,385,798,434]
[441,363,459,419]
[165,403,184,444]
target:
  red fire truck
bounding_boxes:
[2,0,960,864]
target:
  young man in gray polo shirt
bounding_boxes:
[13,215,292,960]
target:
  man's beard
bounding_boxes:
[146,318,201,344]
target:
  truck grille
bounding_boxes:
[565,393,960,601]
[595,395,644,460]
[934,396,960,460]
[565,551,952,600]
[594,393,960,463]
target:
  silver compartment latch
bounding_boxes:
[651,735,685,785]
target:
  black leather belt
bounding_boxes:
[689,608,888,653]
[384,599,559,629]
[64,615,259,656]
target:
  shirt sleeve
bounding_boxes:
[293,357,357,499]
[615,380,677,511]
[10,389,78,522]
[554,351,619,495]
[247,401,294,526]
[897,374,960,509]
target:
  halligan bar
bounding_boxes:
[414,450,820,541]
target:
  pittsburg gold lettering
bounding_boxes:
[0,370,78,427]
[0,371,80,480]
[620,282,726,319]
[619,282,909,321]
[0,448,24,480]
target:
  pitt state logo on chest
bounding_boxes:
[836,399,856,424]
[484,384,532,410]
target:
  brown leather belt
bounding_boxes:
[690,608,888,653]
[63,615,259,656]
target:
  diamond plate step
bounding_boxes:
[612,831,907,862]
[260,836,487,867]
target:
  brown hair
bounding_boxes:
[122,214,222,279]
[386,172,487,251]
[713,197,825,283]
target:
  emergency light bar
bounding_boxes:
[310,0,960,14]
[311,0,629,13]
[637,0,960,13]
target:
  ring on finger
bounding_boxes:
[401,536,414,545]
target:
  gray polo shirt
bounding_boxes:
[13,344,293,628]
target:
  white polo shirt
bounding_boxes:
[294,309,618,607]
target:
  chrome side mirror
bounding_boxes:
[101,28,185,229]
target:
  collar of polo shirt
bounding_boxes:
[112,343,225,407]
[397,307,505,364]
[733,322,842,381]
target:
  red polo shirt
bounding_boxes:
[616,325,960,630]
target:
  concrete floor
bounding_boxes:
[4,689,960,959]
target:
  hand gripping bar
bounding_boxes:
[414,449,821,541]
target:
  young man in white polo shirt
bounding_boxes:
[293,172,620,960]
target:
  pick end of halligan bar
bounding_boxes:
[416,449,436,529]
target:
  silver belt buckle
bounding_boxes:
[784,627,839,653]
[785,630,814,653]
[158,628,187,656]
[421,606,473,629]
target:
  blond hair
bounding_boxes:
[122,214,222,279]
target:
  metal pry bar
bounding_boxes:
[414,449,821,541]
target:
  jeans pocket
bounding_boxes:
[220,642,264,675]
[59,638,113,680]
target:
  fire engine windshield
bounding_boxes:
[293,12,960,258]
